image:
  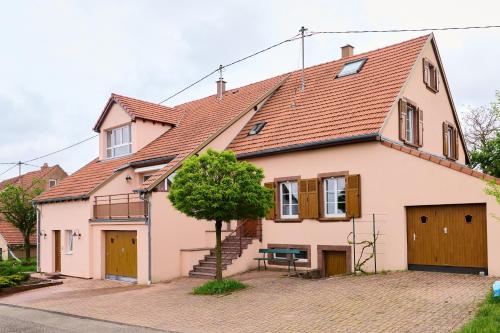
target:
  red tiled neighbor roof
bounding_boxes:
[228,35,430,156]
[0,221,35,246]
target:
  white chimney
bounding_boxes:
[341,44,354,59]
[216,78,226,100]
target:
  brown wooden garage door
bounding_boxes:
[406,204,487,274]
[105,231,137,280]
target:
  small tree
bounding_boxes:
[0,179,43,261]
[470,133,500,178]
[168,149,273,281]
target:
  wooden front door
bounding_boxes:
[407,204,487,271]
[105,231,137,279]
[54,230,61,272]
[324,251,347,277]
[238,219,259,238]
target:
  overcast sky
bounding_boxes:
[1,0,499,181]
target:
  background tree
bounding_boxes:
[461,91,500,176]
[168,149,273,281]
[0,179,43,261]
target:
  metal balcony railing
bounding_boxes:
[93,193,147,219]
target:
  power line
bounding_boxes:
[0,164,18,177]
[157,24,500,104]
[24,134,98,163]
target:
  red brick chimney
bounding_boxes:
[341,44,354,58]
[41,163,49,170]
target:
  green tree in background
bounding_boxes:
[0,179,43,261]
[168,149,273,281]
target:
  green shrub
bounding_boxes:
[458,292,500,333]
[193,279,247,295]
[0,260,36,276]
[0,273,29,288]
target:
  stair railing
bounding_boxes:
[219,219,262,263]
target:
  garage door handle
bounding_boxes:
[443,227,448,234]
[413,233,416,241]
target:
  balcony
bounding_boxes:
[92,193,147,220]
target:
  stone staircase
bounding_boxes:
[189,235,255,278]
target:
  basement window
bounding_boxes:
[337,58,367,78]
[248,122,266,136]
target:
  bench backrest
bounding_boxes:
[259,248,301,254]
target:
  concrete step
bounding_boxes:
[197,262,227,269]
[203,256,234,264]
[189,271,215,279]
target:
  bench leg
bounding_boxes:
[293,260,296,273]
[264,259,267,270]
[258,260,260,271]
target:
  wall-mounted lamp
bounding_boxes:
[72,229,82,239]
[125,175,132,182]
[39,230,47,239]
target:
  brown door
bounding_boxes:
[238,219,259,238]
[105,231,137,279]
[324,251,347,277]
[54,230,61,272]
[407,204,487,270]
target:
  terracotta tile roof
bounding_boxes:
[36,74,287,201]
[0,164,60,245]
[93,93,185,131]
[380,140,500,184]
[228,35,430,155]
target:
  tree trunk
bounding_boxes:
[215,219,223,281]
[24,236,31,262]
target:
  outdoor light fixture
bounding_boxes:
[39,230,47,239]
[72,229,82,239]
[125,174,132,182]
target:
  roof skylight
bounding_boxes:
[248,122,266,136]
[337,58,367,78]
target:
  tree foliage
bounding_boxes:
[168,149,273,280]
[470,133,500,178]
[0,179,43,261]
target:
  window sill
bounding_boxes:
[425,84,439,94]
[274,218,303,223]
[64,252,73,255]
[318,217,350,222]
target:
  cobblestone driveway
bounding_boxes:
[0,270,493,333]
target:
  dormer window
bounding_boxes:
[48,179,57,189]
[337,58,367,78]
[248,122,266,136]
[106,124,131,158]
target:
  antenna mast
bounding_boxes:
[299,26,308,91]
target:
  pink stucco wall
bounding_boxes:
[245,142,500,275]
[382,38,467,164]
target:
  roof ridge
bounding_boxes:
[111,93,175,110]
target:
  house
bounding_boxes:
[0,163,67,260]
[34,34,500,284]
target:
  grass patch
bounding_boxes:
[0,259,36,276]
[0,273,30,288]
[457,292,500,333]
[193,279,247,295]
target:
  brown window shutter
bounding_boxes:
[264,182,275,220]
[422,59,430,86]
[442,122,449,157]
[399,99,408,142]
[417,108,424,147]
[454,128,460,160]
[298,179,319,219]
[346,174,361,218]
[435,68,440,92]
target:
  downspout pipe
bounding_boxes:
[34,203,41,272]
[141,192,152,285]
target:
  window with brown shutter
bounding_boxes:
[274,176,302,222]
[399,98,423,147]
[442,122,459,160]
[423,58,439,93]
[298,179,319,219]
[318,172,350,222]
[264,182,276,220]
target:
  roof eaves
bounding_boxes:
[116,155,177,172]
[33,194,90,204]
[236,133,381,159]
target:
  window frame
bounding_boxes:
[336,58,367,78]
[423,58,439,93]
[274,176,302,222]
[399,98,422,148]
[318,171,350,222]
[48,179,57,189]
[106,124,132,159]
[443,121,459,160]
[248,122,267,136]
[65,230,73,255]
[268,244,311,268]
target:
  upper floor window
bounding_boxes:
[423,59,439,92]
[399,98,423,147]
[323,176,346,218]
[337,58,367,78]
[48,179,57,189]
[106,125,131,158]
[280,181,299,219]
[443,122,459,160]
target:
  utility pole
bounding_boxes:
[18,161,21,178]
[299,26,308,91]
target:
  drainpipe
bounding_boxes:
[34,204,41,272]
[141,192,152,285]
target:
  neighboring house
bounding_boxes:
[34,34,500,284]
[0,164,67,260]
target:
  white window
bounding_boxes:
[406,106,415,144]
[272,249,308,262]
[324,177,346,217]
[447,127,454,158]
[164,172,177,191]
[280,181,299,219]
[48,179,57,189]
[106,125,132,158]
[65,230,73,254]
[337,58,367,77]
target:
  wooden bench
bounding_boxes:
[254,248,301,274]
